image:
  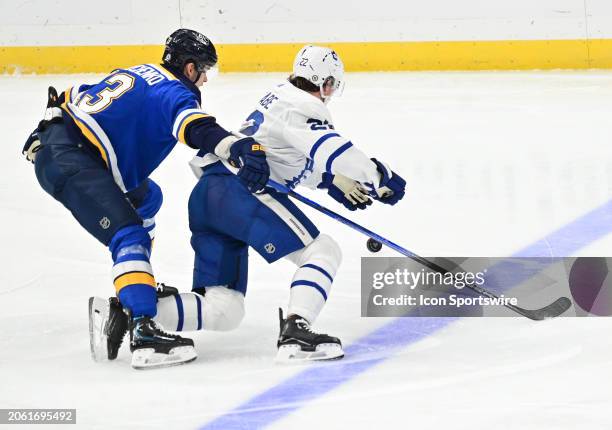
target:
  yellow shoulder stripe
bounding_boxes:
[63,87,72,103]
[178,113,210,144]
[61,103,110,168]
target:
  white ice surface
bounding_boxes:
[0,71,611,429]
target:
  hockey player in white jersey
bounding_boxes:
[96,45,406,362]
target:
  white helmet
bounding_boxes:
[293,45,345,100]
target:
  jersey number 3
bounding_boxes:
[78,73,135,114]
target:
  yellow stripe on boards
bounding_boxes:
[585,39,612,68]
[1,45,164,74]
[2,39,612,74]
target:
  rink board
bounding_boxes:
[4,39,612,74]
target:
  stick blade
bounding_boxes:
[517,296,572,321]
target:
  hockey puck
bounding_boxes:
[366,238,383,253]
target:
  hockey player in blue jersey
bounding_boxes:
[22,29,270,369]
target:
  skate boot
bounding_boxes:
[106,297,129,360]
[129,315,197,370]
[276,308,344,363]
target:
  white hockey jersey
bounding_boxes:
[190,81,380,189]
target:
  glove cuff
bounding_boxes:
[371,158,391,187]
[317,172,334,189]
[214,135,239,160]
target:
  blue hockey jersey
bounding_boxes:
[60,63,227,191]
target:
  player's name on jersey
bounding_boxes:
[128,65,167,86]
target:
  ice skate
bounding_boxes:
[129,316,197,370]
[276,308,344,363]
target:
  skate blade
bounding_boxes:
[131,346,197,370]
[275,343,344,363]
[88,296,109,363]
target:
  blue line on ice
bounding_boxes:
[199,199,612,430]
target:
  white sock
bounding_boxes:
[154,287,245,332]
[284,234,342,323]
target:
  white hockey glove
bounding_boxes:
[318,173,372,211]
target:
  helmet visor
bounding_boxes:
[195,59,216,73]
[322,76,345,98]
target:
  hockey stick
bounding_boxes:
[267,179,571,320]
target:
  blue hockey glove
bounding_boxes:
[318,172,372,211]
[369,158,406,205]
[228,137,270,193]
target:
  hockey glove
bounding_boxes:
[228,137,270,193]
[22,130,42,163]
[318,172,372,211]
[368,158,406,205]
[22,86,63,164]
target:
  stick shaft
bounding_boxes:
[267,180,568,319]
